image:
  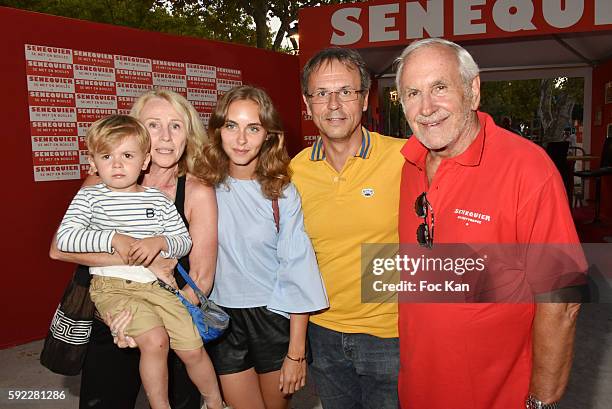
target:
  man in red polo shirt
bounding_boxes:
[395,38,584,409]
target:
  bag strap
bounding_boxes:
[74,264,92,287]
[176,263,203,295]
[174,175,189,229]
[157,278,179,295]
[272,198,279,233]
[156,270,206,307]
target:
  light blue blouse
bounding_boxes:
[210,177,329,317]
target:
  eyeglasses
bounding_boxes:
[306,88,364,104]
[415,192,434,248]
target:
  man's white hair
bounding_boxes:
[394,38,480,98]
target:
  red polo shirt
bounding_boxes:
[398,112,583,409]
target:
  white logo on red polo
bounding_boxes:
[454,208,491,225]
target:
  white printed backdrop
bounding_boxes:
[25,44,242,182]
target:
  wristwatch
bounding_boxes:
[526,395,559,409]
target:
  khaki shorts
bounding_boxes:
[89,276,203,351]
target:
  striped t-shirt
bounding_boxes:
[56,183,191,282]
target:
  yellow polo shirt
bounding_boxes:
[291,128,405,338]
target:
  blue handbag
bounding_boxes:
[158,264,229,343]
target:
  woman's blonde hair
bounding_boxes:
[197,85,290,200]
[130,89,206,176]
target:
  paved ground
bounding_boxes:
[1,303,610,408]
[0,341,321,409]
[562,303,612,409]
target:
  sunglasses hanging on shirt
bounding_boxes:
[414,192,434,248]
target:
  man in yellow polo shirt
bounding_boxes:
[291,48,404,409]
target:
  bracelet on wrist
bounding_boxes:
[526,395,559,409]
[285,354,306,363]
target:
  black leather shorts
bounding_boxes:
[206,306,290,375]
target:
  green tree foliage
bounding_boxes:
[481,79,541,129]
[1,0,355,51]
[182,0,353,50]
[164,0,257,45]
[0,0,256,43]
[3,1,166,32]
[481,77,583,142]
[538,77,584,144]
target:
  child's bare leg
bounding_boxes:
[174,347,223,409]
[133,327,171,409]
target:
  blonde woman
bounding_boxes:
[51,90,217,409]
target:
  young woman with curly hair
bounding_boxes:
[196,85,328,409]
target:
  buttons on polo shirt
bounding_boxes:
[333,176,339,182]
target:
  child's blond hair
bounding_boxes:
[86,115,150,155]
